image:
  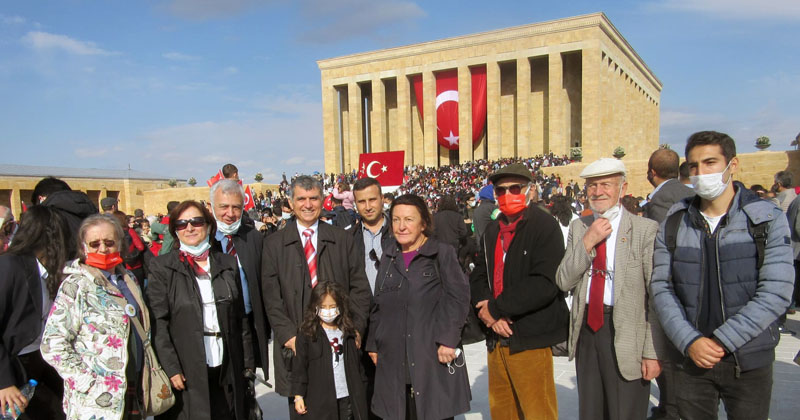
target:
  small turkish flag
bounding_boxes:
[357,151,404,187]
[243,186,255,211]
[207,170,224,187]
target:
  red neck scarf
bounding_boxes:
[179,250,210,276]
[492,217,521,298]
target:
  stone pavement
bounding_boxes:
[254,313,800,419]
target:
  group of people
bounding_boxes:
[0,130,797,420]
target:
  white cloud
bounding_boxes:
[162,51,201,61]
[0,14,26,25]
[651,0,800,20]
[224,66,239,75]
[298,0,426,44]
[21,31,119,56]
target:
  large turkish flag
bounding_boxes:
[357,151,405,186]
[410,66,487,151]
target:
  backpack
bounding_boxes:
[664,209,769,269]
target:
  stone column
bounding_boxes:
[581,47,601,162]
[396,73,413,165]
[423,70,437,167]
[516,57,531,158]
[371,78,386,152]
[10,188,20,222]
[321,83,340,173]
[347,81,363,172]
[486,60,501,160]
[548,52,565,156]
[458,65,473,163]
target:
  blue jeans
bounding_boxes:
[675,359,772,420]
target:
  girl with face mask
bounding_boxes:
[292,282,367,420]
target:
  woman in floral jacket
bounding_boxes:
[41,214,149,420]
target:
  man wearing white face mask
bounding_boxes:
[556,158,666,420]
[209,179,271,388]
[651,131,794,420]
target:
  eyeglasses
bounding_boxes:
[174,217,207,230]
[494,184,528,196]
[369,249,379,270]
[87,239,116,249]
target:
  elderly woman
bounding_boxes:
[41,214,149,420]
[0,206,68,420]
[366,194,471,420]
[146,200,253,420]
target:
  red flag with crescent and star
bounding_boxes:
[207,169,224,187]
[243,185,255,211]
[410,66,487,151]
[357,151,405,186]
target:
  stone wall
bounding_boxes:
[143,183,280,216]
[540,150,800,198]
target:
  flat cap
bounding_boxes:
[488,163,533,184]
[100,197,118,210]
[579,158,627,179]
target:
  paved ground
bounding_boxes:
[255,313,800,419]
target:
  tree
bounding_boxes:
[755,136,771,150]
[791,132,800,150]
[254,172,264,183]
[188,177,197,187]
[168,178,178,188]
[659,143,671,150]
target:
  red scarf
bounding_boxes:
[179,250,210,276]
[492,217,521,298]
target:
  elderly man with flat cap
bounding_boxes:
[470,163,568,420]
[556,158,667,420]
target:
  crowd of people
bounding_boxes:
[0,131,798,420]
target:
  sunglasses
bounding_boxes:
[369,249,379,270]
[87,239,116,249]
[494,184,528,196]
[175,217,207,231]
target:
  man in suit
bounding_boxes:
[208,179,270,380]
[642,148,694,419]
[643,148,695,224]
[261,175,372,411]
[556,158,666,420]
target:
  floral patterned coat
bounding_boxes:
[41,260,150,420]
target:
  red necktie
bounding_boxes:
[303,229,317,288]
[587,239,607,332]
[225,235,236,256]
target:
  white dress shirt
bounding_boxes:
[296,220,319,251]
[586,209,622,306]
[195,259,224,367]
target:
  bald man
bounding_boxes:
[643,149,695,223]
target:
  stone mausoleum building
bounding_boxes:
[318,12,661,173]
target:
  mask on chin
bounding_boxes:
[690,161,732,201]
[179,236,211,256]
[85,252,123,271]
[215,214,242,235]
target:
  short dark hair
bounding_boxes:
[437,195,459,212]
[289,175,323,199]
[390,194,433,237]
[648,148,680,179]
[166,201,180,213]
[168,200,216,249]
[775,170,793,188]
[31,177,71,204]
[353,177,382,194]
[685,131,736,164]
[383,192,395,201]
[222,163,238,179]
[679,161,691,180]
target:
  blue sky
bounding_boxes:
[1,0,798,183]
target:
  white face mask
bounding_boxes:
[215,214,242,235]
[590,184,623,220]
[383,203,390,211]
[318,307,340,323]
[179,235,211,256]
[690,161,732,201]
[281,212,292,220]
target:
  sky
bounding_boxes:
[1,0,799,183]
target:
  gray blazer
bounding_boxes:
[555,209,667,381]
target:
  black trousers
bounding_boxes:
[575,311,650,420]
[675,360,772,420]
[17,350,64,420]
[404,385,453,420]
[208,366,234,420]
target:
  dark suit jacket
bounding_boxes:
[261,220,371,396]
[0,254,43,388]
[644,179,695,223]
[210,223,270,373]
